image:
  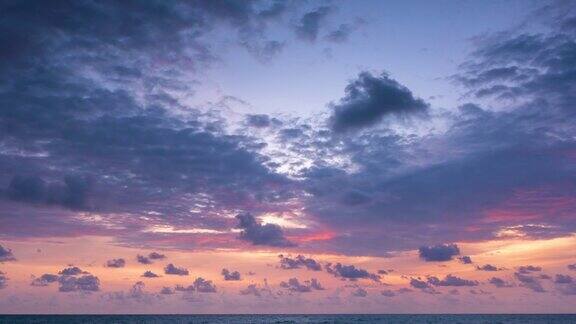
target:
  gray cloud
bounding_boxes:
[352,287,367,297]
[294,6,332,42]
[0,272,7,289]
[476,264,502,272]
[278,254,322,271]
[427,274,478,287]
[329,72,428,132]
[489,277,513,288]
[236,213,294,247]
[0,244,15,262]
[142,271,160,278]
[58,275,100,292]
[326,263,380,282]
[106,258,126,268]
[31,274,59,287]
[164,264,189,276]
[221,268,241,281]
[280,277,324,293]
[514,272,545,293]
[58,267,87,276]
[418,244,460,262]
[554,274,573,284]
[458,256,473,264]
[193,277,217,293]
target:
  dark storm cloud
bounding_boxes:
[236,213,295,247]
[31,274,59,287]
[280,278,324,293]
[0,245,15,262]
[489,277,513,288]
[294,6,332,42]
[164,264,189,276]
[278,255,322,271]
[221,268,241,281]
[325,263,380,282]
[5,175,92,210]
[106,258,126,268]
[418,244,460,262]
[427,274,478,287]
[329,72,428,132]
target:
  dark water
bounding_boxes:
[0,315,575,324]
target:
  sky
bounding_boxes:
[0,0,575,314]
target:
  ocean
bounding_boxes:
[0,315,574,323]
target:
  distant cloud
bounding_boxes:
[142,271,160,278]
[160,287,174,295]
[58,267,87,276]
[240,283,266,297]
[554,274,573,284]
[476,264,502,271]
[148,252,166,260]
[164,264,189,276]
[567,264,576,271]
[106,258,126,268]
[458,256,473,264]
[278,255,322,271]
[236,213,294,247]
[427,274,478,287]
[31,274,59,287]
[418,244,460,262]
[517,265,542,274]
[0,245,15,262]
[329,72,428,132]
[194,277,217,293]
[137,255,152,265]
[352,287,367,297]
[280,277,324,293]
[326,263,380,282]
[58,275,100,292]
[221,268,241,281]
[514,272,545,293]
[489,277,513,288]
[0,272,7,289]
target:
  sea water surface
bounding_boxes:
[0,314,575,323]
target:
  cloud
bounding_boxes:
[148,252,166,260]
[476,264,502,271]
[141,271,160,278]
[427,274,478,287]
[58,275,100,292]
[418,244,460,262]
[240,283,269,297]
[193,277,217,293]
[280,278,324,293]
[31,274,59,287]
[278,255,322,271]
[329,72,428,132]
[0,244,15,262]
[294,6,332,42]
[137,255,152,265]
[352,287,367,297]
[514,272,545,293]
[159,287,174,295]
[458,256,473,264]
[164,264,189,276]
[175,284,195,292]
[489,277,513,288]
[517,265,542,274]
[221,268,241,281]
[0,272,7,289]
[326,263,380,282]
[569,264,576,271]
[381,290,396,297]
[236,213,295,247]
[58,267,87,276]
[106,258,126,268]
[554,274,573,284]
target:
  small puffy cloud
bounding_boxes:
[418,244,460,262]
[381,290,395,297]
[240,284,264,297]
[278,255,322,271]
[326,263,380,282]
[137,255,152,264]
[148,252,166,260]
[106,258,126,268]
[514,272,545,293]
[352,287,368,297]
[164,264,189,276]
[236,213,294,247]
[58,275,100,292]
[221,268,241,281]
[476,264,502,271]
[280,278,324,293]
[517,265,542,274]
[58,267,87,276]
[329,72,428,132]
[554,274,573,284]
[194,277,217,293]
[458,256,473,264]
[175,284,195,292]
[427,274,478,287]
[0,272,7,289]
[160,287,174,295]
[567,264,576,271]
[0,244,15,262]
[31,274,59,287]
[489,277,513,288]
[142,271,160,278]
[410,278,432,291]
